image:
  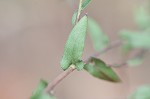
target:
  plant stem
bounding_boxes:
[84,39,122,63]
[45,0,84,93]
[76,0,83,23]
[45,40,122,93]
[110,49,148,68]
[45,0,124,94]
[45,65,76,93]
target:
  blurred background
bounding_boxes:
[0,0,150,99]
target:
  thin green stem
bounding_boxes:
[76,0,83,23]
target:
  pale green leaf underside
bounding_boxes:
[134,6,150,29]
[30,80,56,99]
[127,57,143,67]
[84,57,121,82]
[128,85,150,99]
[88,18,109,51]
[120,30,150,49]
[61,16,88,70]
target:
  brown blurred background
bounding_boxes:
[0,0,150,99]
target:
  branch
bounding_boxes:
[45,40,122,93]
[110,49,148,68]
[45,65,76,93]
[84,39,122,63]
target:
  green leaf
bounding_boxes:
[81,0,91,10]
[72,0,91,25]
[88,18,109,51]
[127,57,143,67]
[84,57,121,82]
[61,15,88,70]
[75,60,85,70]
[120,30,150,49]
[72,11,78,26]
[37,93,56,99]
[30,80,48,99]
[30,80,56,99]
[134,6,150,29]
[121,42,132,54]
[128,85,150,99]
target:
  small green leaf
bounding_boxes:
[61,15,88,70]
[84,57,121,82]
[121,42,132,54]
[30,80,48,99]
[88,18,109,51]
[120,30,150,49]
[127,57,143,67]
[134,6,150,29]
[72,11,78,26]
[30,80,56,99]
[72,0,91,25]
[37,93,56,99]
[81,0,91,10]
[128,85,150,99]
[75,60,85,70]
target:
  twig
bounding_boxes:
[76,0,83,23]
[110,49,148,68]
[45,65,76,93]
[84,39,122,63]
[45,0,84,93]
[45,40,122,93]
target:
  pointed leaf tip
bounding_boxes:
[84,57,121,82]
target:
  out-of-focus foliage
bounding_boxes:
[30,80,56,99]
[120,30,150,49]
[120,30,150,67]
[119,3,150,67]
[134,6,150,30]
[88,18,109,51]
[127,57,143,67]
[128,85,150,99]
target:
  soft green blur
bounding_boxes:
[0,0,150,99]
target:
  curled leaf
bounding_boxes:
[84,57,121,82]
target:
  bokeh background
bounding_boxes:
[0,0,150,99]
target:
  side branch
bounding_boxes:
[45,40,122,93]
